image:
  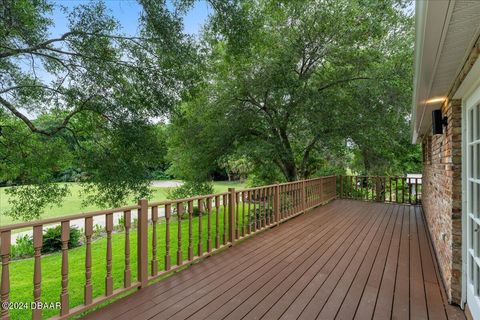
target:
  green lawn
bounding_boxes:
[0,181,245,227]
[7,206,261,319]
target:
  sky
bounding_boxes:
[48,0,212,37]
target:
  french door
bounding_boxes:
[467,98,480,319]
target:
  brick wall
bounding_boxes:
[421,99,462,304]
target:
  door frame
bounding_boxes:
[462,77,480,318]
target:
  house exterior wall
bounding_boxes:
[421,99,462,304]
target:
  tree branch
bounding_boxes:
[0,96,85,136]
[0,31,157,59]
[0,85,64,95]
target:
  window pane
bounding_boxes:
[471,252,475,282]
[469,182,475,214]
[477,144,480,180]
[476,264,480,296]
[475,183,479,219]
[477,104,480,141]
[477,183,480,219]
[470,108,475,142]
[477,221,480,258]
[470,145,475,177]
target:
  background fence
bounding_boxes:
[0,176,336,319]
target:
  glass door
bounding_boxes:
[467,100,480,319]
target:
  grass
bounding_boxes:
[7,206,263,319]
[0,181,246,227]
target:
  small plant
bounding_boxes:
[42,225,82,254]
[114,215,126,232]
[11,235,34,260]
[92,224,105,240]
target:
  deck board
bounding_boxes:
[82,200,465,320]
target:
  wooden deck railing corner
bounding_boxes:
[337,175,422,205]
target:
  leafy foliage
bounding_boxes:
[42,225,82,254]
[167,181,214,200]
[10,235,34,260]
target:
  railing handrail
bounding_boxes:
[0,176,333,233]
[0,204,141,232]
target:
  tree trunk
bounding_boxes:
[362,148,371,173]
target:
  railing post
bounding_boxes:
[319,178,324,204]
[228,188,236,244]
[274,184,280,225]
[340,176,343,198]
[302,180,306,213]
[137,199,148,289]
[1,231,11,319]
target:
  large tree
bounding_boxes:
[0,0,198,220]
[169,0,415,182]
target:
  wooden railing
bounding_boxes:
[0,176,336,319]
[338,175,422,204]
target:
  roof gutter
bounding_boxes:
[411,0,427,144]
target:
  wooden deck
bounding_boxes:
[82,200,465,320]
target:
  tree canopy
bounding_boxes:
[169,0,418,183]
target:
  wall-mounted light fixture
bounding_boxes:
[432,109,447,135]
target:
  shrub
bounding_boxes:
[11,235,34,260]
[150,170,173,180]
[167,181,214,200]
[42,225,82,254]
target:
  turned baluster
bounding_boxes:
[253,189,258,231]
[207,197,212,253]
[198,198,203,256]
[165,204,171,271]
[222,194,227,245]
[123,210,131,287]
[151,206,158,276]
[247,191,252,233]
[242,192,246,236]
[188,200,194,261]
[177,202,183,266]
[84,217,93,304]
[0,231,10,319]
[60,221,69,316]
[215,196,220,249]
[32,226,42,320]
[235,192,240,239]
[105,213,113,296]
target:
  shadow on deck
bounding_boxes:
[82,199,465,320]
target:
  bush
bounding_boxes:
[167,181,214,200]
[11,225,83,259]
[150,169,173,180]
[11,235,34,260]
[42,225,82,254]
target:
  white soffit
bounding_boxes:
[412,0,480,143]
